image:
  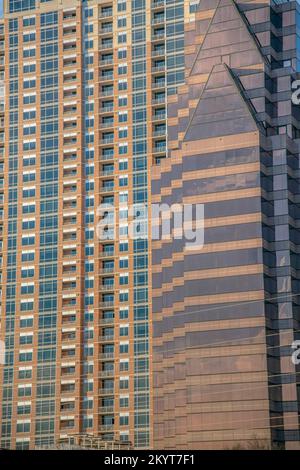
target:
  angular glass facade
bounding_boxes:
[152,0,300,450]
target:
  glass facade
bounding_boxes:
[152,0,300,450]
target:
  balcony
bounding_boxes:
[60,401,75,412]
[99,317,114,326]
[100,168,114,177]
[63,11,76,21]
[61,348,76,359]
[153,30,165,40]
[153,15,165,25]
[63,200,77,210]
[153,109,166,121]
[99,250,114,259]
[63,74,77,84]
[100,24,113,34]
[63,183,77,193]
[63,42,76,52]
[62,331,76,341]
[61,383,76,393]
[99,406,114,413]
[98,388,114,396]
[61,366,76,376]
[99,352,114,360]
[63,249,77,259]
[63,26,76,36]
[152,80,165,90]
[100,152,114,162]
[62,265,77,276]
[64,137,77,148]
[101,41,113,51]
[152,96,165,105]
[63,167,77,178]
[100,105,114,113]
[99,299,114,308]
[100,57,113,66]
[100,136,114,145]
[62,313,76,325]
[100,87,114,97]
[63,89,77,100]
[62,278,76,289]
[63,121,77,131]
[152,0,165,8]
[100,9,113,19]
[99,284,114,292]
[99,333,114,342]
[99,424,114,432]
[63,57,77,67]
[152,63,165,73]
[100,120,114,129]
[64,104,77,115]
[62,232,77,243]
[60,419,75,430]
[152,48,165,57]
[153,142,166,153]
[153,127,166,137]
[101,72,114,81]
[100,185,114,194]
[63,150,77,162]
[99,369,114,378]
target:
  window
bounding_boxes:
[18,368,32,379]
[23,32,35,42]
[16,421,31,433]
[18,385,32,398]
[118,48,127,60]
[20,300,34,311]
[120,274,129,286]
[19,350,33,362]
[24,94,36,105]
[119,127,128,139]
[20,316,33,328]
[120,325,129,337]
[119,414,129,426]
[118,16,127,28]
[21,251,35,263]
[119,258,128,269]
[17,403,31,415]
[23,16,36,27]
[23,63,36,74]
[85,7,93,18]
[120,396,129,408]
[119,342,129,354]
[119,308,129,320]
[10,0,35,14]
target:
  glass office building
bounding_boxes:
[152,0,300,450]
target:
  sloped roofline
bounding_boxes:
[189,0,270,78]
[182,62,263,143]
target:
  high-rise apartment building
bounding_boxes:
[0,0,200,450]
[153,0,300,450]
